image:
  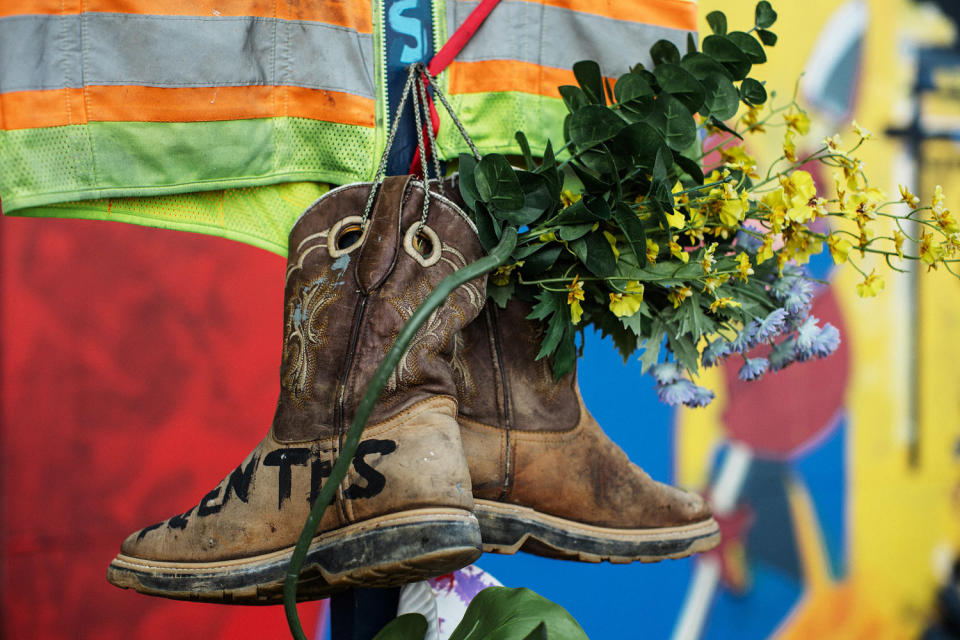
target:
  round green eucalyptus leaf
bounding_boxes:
[569,104,626,149]
[609,121,665,167]
[755,0,777,29]
[739,77,768,106]
[650,39,681,65]
[727,31,766,64]
[558,85,588,114]
[701,75,740,120]
[757,28,778,46]
[614,71,654,104]
[705,10,727,35]
[573,60,605,104]
[653,63,706,114]
[702,34,752,80]
[496,171,555,226]
[646,95,697,151]
[475,154,524,211]
[371,614,427,640]
[681,52,734,81]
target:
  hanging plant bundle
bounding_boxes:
[455,1,959,406]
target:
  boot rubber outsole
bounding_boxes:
[475,499,720,563]
[106,508,481,604]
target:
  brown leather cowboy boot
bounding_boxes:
[455,299,720,563]
[107,176,487,603]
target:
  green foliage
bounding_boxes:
[372,613,428,640]
[455,3,781,379]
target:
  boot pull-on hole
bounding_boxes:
[403,224,441,267]
[328,216,367,258]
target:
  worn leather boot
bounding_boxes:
[455,299,720,563]
[107,176,487,603]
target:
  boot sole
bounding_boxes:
[106,508,481,604]
[475,500,720,563]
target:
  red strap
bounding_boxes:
[409,0,500,175]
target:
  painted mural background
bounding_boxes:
[3,1,960,638]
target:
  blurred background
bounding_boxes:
[3,0,960,638]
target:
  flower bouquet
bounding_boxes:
[455,1,958,406]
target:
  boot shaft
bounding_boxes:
[274,177,487,442]
[457,299,580,433]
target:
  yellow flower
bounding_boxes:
[784,109,811,135]
[708,297,742,313]
[756,234,775,264]
[608,281,645,317]
[702,273,730,294]
[783,129,797,163]
[823,134,842,151]
[669,239,690,263]
[852,119,873,140]
[920,229,944,269]
[899,184,920,209]
[944,233,960,258]
[856,269,885,298]
[539,231,557,242]
[566,275,585,324]
[491,261,524,286]
[700,242,718,274]
[741,105,765,133]
[933,208,959,235]
[665,208,686,230]
[718,184,749,227]
[735,252,754,281]
[646,239,660,264]
[668,286,693,308]
[720,146,758,176]
[603,231,620,260]
[561,189,582,208]
[826,234,852,264]
[893,229,906,259]
[933,184,945,209]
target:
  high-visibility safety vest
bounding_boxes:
[0,0,697,255]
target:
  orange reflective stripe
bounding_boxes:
[0,1,372,32]
[1,89,86,129]
[529,0,698,31]
[2,87,374,130]
[448,60,575,98]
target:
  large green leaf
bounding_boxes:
[700,75,740,120]
[372,614,427,640]
[520,245,563,277]
[755,0,778,29]
[702,34,752,80]
[646,96,697,151]
[609,121,664,169]
[582,231,617,278]
[495,171,555,226]
[614,72,654,104]
[472,202,502,253]
[613,203,648,267]
[727,31,766,64]
[757,28,778,46]
[680,52,733,81]
[650,39,681,66]
[514,131,536,170]
[457,153,481,212]
[739,78,768,106]
[653,64,705,114]
[569,105,626,149]
[573,60,605,104]
[705,10,727,35]
[558,85,588,114]
[475,154,524,211]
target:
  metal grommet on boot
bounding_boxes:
[328,215,368,258]
[404,223,442,267]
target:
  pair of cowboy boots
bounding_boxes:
[106,177,718,604]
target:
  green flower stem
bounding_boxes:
[283,228,518,640]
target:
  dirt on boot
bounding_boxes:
[455,299,720,563]
[107,177,488,603]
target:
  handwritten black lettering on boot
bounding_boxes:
[263,448,310,508]
[344,439,397,499]
[309,457,332,505]
[190,454,260,522]
[136,520,165,541]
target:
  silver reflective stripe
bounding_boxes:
[447,0,692,76]
[0,13,375,98]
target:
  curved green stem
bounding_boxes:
[283,228,518,640]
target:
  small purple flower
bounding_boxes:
[738,357,769,381]
[655,379,715,407]
[730,320,759,353]
[769,336,798,371]
[795,315,820,361]
[811,323,841,358]
[756,308,788,342]
[650,361,685,385]
[701,338,731,368]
